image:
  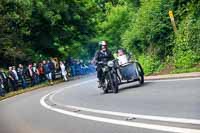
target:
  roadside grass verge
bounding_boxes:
[0,75,86,101]
[150,63,200,76]
[0,80,63,101]
[171,67,200,74]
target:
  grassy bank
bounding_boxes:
[0,80,63,101]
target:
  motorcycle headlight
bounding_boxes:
[107,61,114,67]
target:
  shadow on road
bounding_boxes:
[118,82,152,93]
[99,81,153,94]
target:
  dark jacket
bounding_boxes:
[0,72,7,82]
[43,64,51,74]
[26,67,34,79]
[94,50,114,63]
[7,71,16,81]
[0,77,3,86]
[48,61,55,72]
[17,67,26,80]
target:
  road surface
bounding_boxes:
[0,75,200,133]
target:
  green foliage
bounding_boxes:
[138,54,161,75]
[172,67,200,74]
[0,0,200,74]
[174,49,196,68]
[0,0,99,67]
[97,0,200,74]
[122,0,173,57]
[173,0,200,68]
[31,0,98,57]
[99,5,130,49]
[0,0,33,66]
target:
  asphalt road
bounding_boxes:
[0,75,200,133]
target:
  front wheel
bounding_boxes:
[103,79,109,94]
[109,72,119,93]
[103,88,108,94]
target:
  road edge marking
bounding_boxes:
[40,92,200,133]
[49,78,200,125]
[40,79,200,133]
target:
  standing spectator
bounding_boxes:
[0,73,6,96]
[17,64,27,89]
[8,66,18,91]
[27,64,35,86]
[75,60,81,75]
[38,63,46,82]
[43,60,53,85]
[12,66,19,87]
[48,59,56,80]
[65,56,72,76]
[70,60,76,77]
[65,56,71,68]
[0,68,9,93]
[60,61,68,81]
[32,63,40,84]
[12,66,19,80]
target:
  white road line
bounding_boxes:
[1,77,199,103]
[48,77,200,125]
[40,78,200,133]
[145,77,200,82]
[41,93,200,133]
[52,103,200,125]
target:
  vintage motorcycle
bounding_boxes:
[98,59,144,94]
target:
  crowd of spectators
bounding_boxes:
[0,58,96,97]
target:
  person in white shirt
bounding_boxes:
[60,61,68,81]
[117,49,129,65]
[12,66,19,81]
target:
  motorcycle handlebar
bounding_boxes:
[96,59,119,66]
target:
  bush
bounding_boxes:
[122,0,173,57]
[174,7,200,68]
[174,50,196,69]
[138,54,161,75]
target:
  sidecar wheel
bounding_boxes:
[139,72,144,85]
[135,62,144,85]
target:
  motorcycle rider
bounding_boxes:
[94,41,114,88]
